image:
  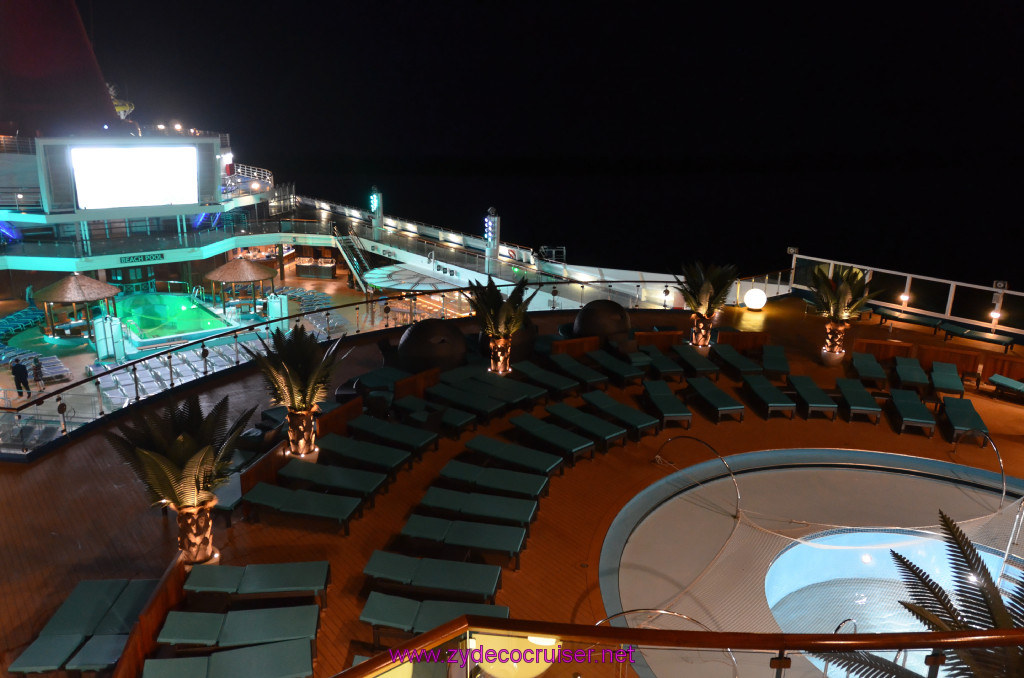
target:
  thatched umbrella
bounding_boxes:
[204,258,278,314]
[34,273,120,340]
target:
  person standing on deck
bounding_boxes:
[11,358,30,398]
[32,357,45,393]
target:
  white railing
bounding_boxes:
[233,164,274,187]
[791,253,1023,335]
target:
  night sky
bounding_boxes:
[80,2,1023,285]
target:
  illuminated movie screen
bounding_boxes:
[70,146,199,209]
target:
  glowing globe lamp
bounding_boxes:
[744,288,767,311]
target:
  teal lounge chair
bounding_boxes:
[363,550,502,603]
[637,345,685,381]
[439,460,549,499]
[159,605,319,651]
[394,395,477,436]
[279,459,386,506]
[142,640,313,678]
[94,578,159,634]
[835,378,882,424]
[508,413,596,465]
[671,344,720,380]
[317,433,412,475]
[186,561,330,607]
[642,380,692,429]
[401,514,527,569]
[581,390,660,439]
[420,486,538,531]
[426,382,505,420]
[547,353,609,389]
[711,344,763,377]
[761,345,790,379]
[684,377,745,423]
[786,375,838,421]
[895,356,929,393]
[939,322,1015,353]
[586,349,644,385]
[851,352,887,388]
[930,361,965,398]
[942,397,988,446]
[511,360,578,396]
[208,638,313,678]
[544,403,629,451]
[889,388,936,437]
[989,374,1024,399]
[347,414,439,456]
[7,635,86,674]
[40,579,129,636]
[64,634,129,673]
[244,482,362,535]
[741,374,796,419]
[360,591,509,648]
[465,436,564,475]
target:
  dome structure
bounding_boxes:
[573,299,631,343]
[397,318,467,372]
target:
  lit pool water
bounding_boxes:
[117,293,231,339]
[766,529,1021,674]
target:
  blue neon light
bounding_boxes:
[0,221,21,240]
[191,213,208,229]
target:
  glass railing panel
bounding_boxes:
[996,293,1024,333]
[815,648,959,677]
[867,270,909,306]
[949,286,1002,329]
[906,278,952,315]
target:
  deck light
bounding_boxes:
[990,311,1001,319]
[899,294,910,302]
[173,123,182,131]
[744,288,767,311]
[157,124,166,130]
[251,181,260,191]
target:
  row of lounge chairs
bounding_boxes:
[0,305,44,340]
[142,560,329,678]
[870,306,1016,353]
[9,578,158,674]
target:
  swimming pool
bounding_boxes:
[600,449,1024,678]
[116,293,233,345]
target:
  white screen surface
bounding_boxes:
[70,146,199,209]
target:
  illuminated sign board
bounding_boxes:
[119,253,165,264]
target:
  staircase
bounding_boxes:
[335,235,371,292]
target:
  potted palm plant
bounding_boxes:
[806,264,877,366]
[673,262,738,354]
[108,394,255,565]
[819,510,1024,677]
[242,325,345,456]
[462,276,538,375]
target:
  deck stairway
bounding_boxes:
[336,235,371,292]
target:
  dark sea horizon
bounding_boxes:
[265,157,1022,290]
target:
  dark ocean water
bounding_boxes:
[275,164,1022,288]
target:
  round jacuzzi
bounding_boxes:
[600,449,1024,678]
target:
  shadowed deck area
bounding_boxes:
[3,296,1023,676]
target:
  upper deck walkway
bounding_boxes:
[2,297,1023,676]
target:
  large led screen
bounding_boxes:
[70,146,199,209]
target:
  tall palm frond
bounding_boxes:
[461,276,539,338]
[807,264,879,322]
[673,262,738,317]
[241,325,345,411]
[814,510,1024,677]
[108,394,255,509]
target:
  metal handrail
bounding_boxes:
[595,609,738,678]
[334,615,1024,678]
[952,430,1004,509]
[823,619,858,677]
[657,435,741,518]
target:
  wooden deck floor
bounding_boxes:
[3,297,1024,677]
